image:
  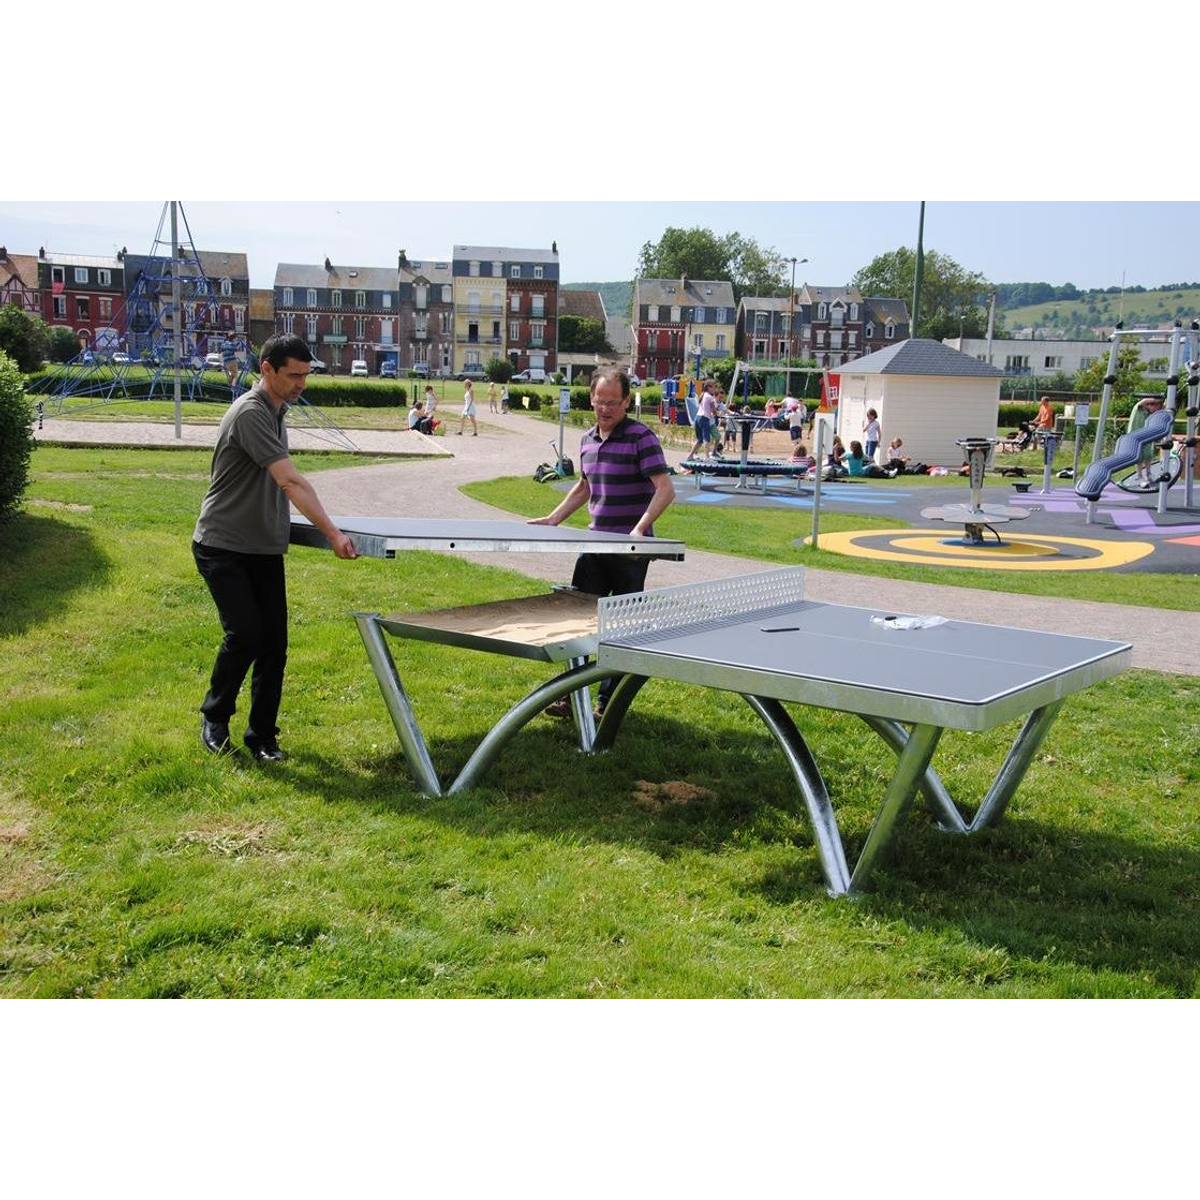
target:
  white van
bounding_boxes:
[350,359,368,377]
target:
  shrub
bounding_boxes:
[0,304,49,373]
[0,351,34,523]
[46,325,82,363]
[486,357,514,383]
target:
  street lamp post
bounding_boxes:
[786,256,808,391]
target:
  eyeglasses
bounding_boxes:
[592,400,625,408]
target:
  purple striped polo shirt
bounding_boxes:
[581,416,669,535]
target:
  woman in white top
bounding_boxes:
[458,380,478,436]
[863,408,881,462]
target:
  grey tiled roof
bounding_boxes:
[839,338,1004,377]
[801,284,863,305]
[275,262,397,290]
[402,259,453,286]
[453,245,559,264]
[738,295,792,314]
[559,289,607,322]
[197,250,249,279]
[863,296,909,324]
[634,277,736,309]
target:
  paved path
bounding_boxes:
[34,408,1199,675]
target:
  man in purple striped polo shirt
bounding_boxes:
[530,366,675,716]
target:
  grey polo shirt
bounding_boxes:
[193,387,292,554]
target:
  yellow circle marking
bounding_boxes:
[890,536,1061,559]
[809,529,1156,571]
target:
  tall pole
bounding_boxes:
[788,256,796,364]
[911,201,925,339]
[170,200,182,439]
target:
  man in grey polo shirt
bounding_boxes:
[193,334,358,761]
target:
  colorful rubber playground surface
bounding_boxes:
[672,474,1200,574]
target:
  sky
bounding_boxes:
[2,200,1194,294]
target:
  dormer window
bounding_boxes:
[355,290,366,308]
[694,307,705,322]
[306,289,317,306]
[849,303,858,320]
[331,289,342,307]
[885,323,895,338]
[492,261,502,277]
[510,264,521,278]
[469,261,480,276]
[818,302,827,319]
[220,278,232,296]
[283,288,293,305]
[865,322,875,338]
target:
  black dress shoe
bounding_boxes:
[244,732,288,762]
[201,717,232,754]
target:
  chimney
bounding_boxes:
[39,246,45,258]
[681,273,688,292]
[551,240,557,254]
[398,249,408,268]
[324,256,332,272]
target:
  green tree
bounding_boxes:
[852,247,993,339]
[636,227,787,302]
[0,351,34,523]
[46,325,81,363]
[485,356,513,383]
[558,315,613,354]
[0,304,49,373]
[1074,339,1146,398]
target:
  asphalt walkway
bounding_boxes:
[33,407,1199,675]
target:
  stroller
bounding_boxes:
[999,420,1036,453]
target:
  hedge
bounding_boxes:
[0,351,34,523]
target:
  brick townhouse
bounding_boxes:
[37,248,126,350]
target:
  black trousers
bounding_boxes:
[571,553,650,710]
[192,541,288,738]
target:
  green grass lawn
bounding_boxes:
[464,476,1199,611]
[2,446,1198,998]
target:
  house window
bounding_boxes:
[99,297,112,320]
[648,306,659,321]
[848,331,856,347]
[1079,356,1096,368]
[383,293,393,308]
[235,308,244,331]
[849,304,858,320]
[331,289,342,307]
[442,285,452,303]
[306,289,317,307]
[53,296,66,318]
[74,267,88,284]
[98,269,111,286]
[220,278,232,296]
[467,290,481,313]
[439,312,450,333]
[196,278,208,295]
[531,294,545,318]
[694,307,705,323]
[715,334,726,351]
[884,323,894,338]
[1005,355,1030,371]
[716,308,726,323]
[818,302,827,319]
[469,261,480,276]
[381,319,394,344]
[510,293,520,313]
[414,285,426,309]
[780,314,791,332]
[693,332,703,348]
[51,266,64,285]
[355,317,365,339]
[510,264,521,278]
[830,332,843,350]
[283,288,294,306]
[332,317,343,336]
[670,306,680,322]
[510,322,520,340]
[865,322,875,338]
[491,291,502,312]
[76,297,89,319]
[531,321,546,341]
[533,265,544,279]
[1044,356,1062,369]
[491,261,502,277]
[816,329,825,346]
[830,306,844,328]
[306,315,317,340]
[355,291,366,308]
[778,341,787,357]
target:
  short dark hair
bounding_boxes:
[590,366,630,400]
[261,334,313,370]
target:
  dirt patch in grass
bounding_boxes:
[171,823,281,859]
[26,499,94,512]
[0,792,58,902]
[633,780,715,812]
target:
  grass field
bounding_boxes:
[1004,287,1200,330]
[2,445,1198,998]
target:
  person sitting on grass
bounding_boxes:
[884,436,910,472]
[845,439,896,479]
[408,400,433,435]
[789,441,815,474]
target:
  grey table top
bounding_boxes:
[290,516,686,560]
[598,599,1131,731]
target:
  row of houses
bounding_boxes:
[0,243,565,377]
[631,278,912,381]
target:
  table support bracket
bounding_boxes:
[969,701,1064,832]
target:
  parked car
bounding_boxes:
[380,361,398,378]
[409,363,430,378]
[511,368,548,384]
[627,371,642,386]
[112,352,131,365]
[309,357,327,373]
[350,359,369,377]
[204,352,224,371]
[456,364,488,381]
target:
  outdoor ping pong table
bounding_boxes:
[344,564,1130,897]
[290,515,686,561]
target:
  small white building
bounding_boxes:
[834,339,1004,465]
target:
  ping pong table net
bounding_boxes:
[597,567,809,644]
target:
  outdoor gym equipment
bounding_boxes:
[920,437,1032,546]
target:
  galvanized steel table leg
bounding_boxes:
[743,695,852,896]
[858,715,968,834]
[849,723,943,893]
[566,654,596,752]
[969,701,1064,831]
[591,674,649,751]
[353,612,443,797]
[448,662,619,794]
